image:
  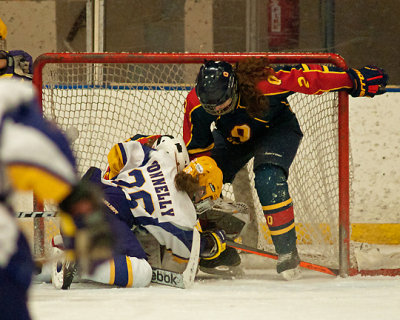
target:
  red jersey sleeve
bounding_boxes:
[257,64,353,95]
[183,89,215,159]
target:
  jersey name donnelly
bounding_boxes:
[147,160,174,216]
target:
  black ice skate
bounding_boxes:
[277,248,301,280]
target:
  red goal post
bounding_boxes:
[32,52,351,276]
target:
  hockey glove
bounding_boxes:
[200,230,227,260]
[59,180,114,274]
[0,50,33,79]
[347,65,388,97]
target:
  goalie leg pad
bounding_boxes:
[198,198,249,239]
[161,249,188,273]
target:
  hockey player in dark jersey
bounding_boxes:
[183,58,388,280]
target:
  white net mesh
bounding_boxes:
[36,54,345,270]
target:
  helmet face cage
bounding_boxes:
[195,60,239,116]
[154,135,190,171]
[183,156,223,201]
[202,81,239,116]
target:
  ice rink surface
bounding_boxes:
[21,93,400,320]
[29,266,400,320]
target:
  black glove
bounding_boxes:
[0,50,33,79]
[200,230,227,260]
[347,65,388,97]
[59,180,114,274]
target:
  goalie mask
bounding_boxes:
[195,60,239,116]
[183,156,223,201]
[154,135,190,171]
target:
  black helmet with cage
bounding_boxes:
[195,60,239,116]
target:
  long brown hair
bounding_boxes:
[175,171,201,199]
[235,57,274,118]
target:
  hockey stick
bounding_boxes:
[151,228,200,289]
[16,211,57,218]
[226,240,339,276]
[151,268,186,289]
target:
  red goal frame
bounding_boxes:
[32,52,351,276]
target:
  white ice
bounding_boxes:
[29,266,400,320]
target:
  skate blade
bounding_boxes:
[199,265,245,278]
[280,266,302,281]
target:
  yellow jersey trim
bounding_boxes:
[262,198,292,211]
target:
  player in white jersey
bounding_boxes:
[72,136,227,287]
[104,137,224,256]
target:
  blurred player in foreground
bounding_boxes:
[0,79,114,320]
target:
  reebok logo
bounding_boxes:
[152,270,178,285]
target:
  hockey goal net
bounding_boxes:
[32,52,353,276]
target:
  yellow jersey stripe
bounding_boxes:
[126,256,133,287]
[270,222,295,236]
[187,143,215,155]
[109,259,115,285]
[262,198,292,211]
